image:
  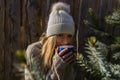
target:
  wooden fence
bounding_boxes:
[0,0,119,80]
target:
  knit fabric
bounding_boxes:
[47,2,75,37]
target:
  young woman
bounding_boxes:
[25,2,81,80]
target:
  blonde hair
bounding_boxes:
[40,33,56,69]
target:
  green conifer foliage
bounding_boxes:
[77,7,120,80]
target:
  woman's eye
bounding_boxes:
[68,35,72,38]
[58,34,63,37]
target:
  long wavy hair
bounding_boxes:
[40,33,56,69]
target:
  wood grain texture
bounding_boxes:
[0,0,119,80]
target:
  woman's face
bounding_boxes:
[55,33,73,46]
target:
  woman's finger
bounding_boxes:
[65,54,74,61]
[58,48,68,57]
[62,52,74,60]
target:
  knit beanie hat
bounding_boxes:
[46,2,75,37]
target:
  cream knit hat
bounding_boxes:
[46,2,75,37]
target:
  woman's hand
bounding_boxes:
[52,47,76,71]
[52,48,76,80]
[57,48,76,63]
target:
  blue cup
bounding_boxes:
[58,45,74,55]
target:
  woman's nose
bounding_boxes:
[62,38,69,45]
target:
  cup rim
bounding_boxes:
[59,45,74,48]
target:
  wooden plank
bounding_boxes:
[25,0,42,44]
[4,0,12,79]
[0,0,5,79]
[8,0,21,79]
[3,0,21,79]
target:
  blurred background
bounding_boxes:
[0,0,120,80]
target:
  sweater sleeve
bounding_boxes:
[25,41,45,80]
[51,51,75,80]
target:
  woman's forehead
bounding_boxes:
[57,33,72,35]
